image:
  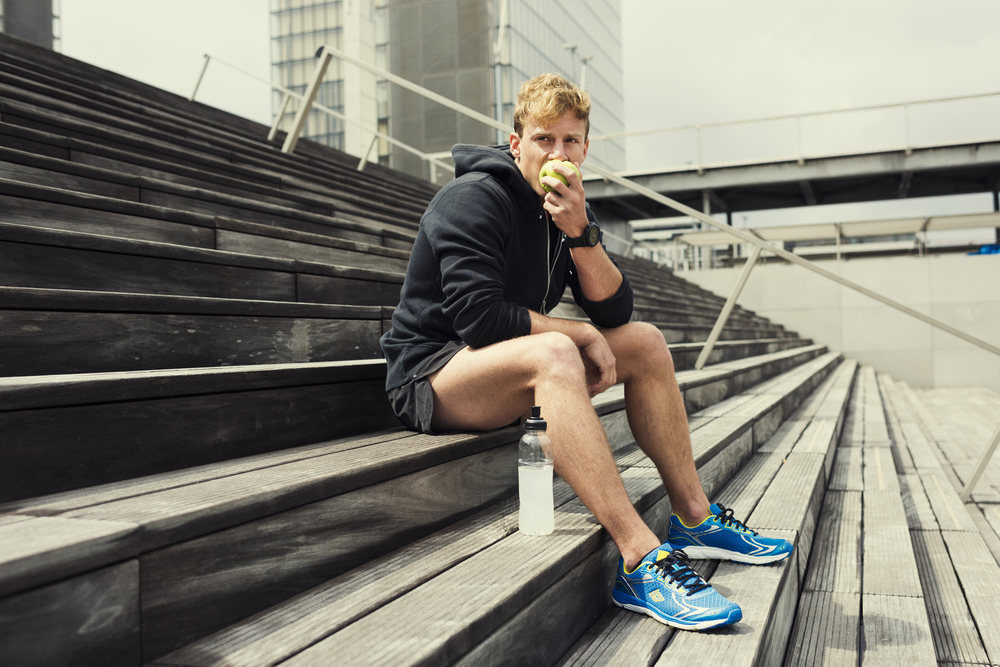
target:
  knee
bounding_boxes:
[622,322,676,374]
[529,332,586,380]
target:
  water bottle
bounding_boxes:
[518,405,554,535]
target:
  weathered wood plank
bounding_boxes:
[910,529,991,665]
[803,491,862,594]
[861,594,936,667]
[216,229,410,273]
[139,441,520,660]
[862,491,923,597]
[829,446,864,492]
[0,560,140,667]
[941,531,1000,663]
[653,529,799,667]
[271,468,666,667]
[0,309,384,375]
[861,446,899,492]
[899,473,941,532]
[1,379,395,501]
[783,590,860,667]
[0,515,138,598]
[0,238,298,300]
[555,606,674,667]
[452,498,673,667]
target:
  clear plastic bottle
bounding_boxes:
[518,405,554,535]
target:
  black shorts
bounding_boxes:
[387,340,467,434]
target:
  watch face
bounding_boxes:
[587,224,601,246]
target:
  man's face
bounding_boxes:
[510,110,589,199]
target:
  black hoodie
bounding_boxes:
[380,143,634,392]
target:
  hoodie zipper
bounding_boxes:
[540,211,565,316]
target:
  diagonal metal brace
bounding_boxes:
[694,244,763,370]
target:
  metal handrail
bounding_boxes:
[588,90,1000,174]
[192,52,454,178]
[300,45,1000,500]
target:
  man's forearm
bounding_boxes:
[569,245,623,302]
[528,310,600,346]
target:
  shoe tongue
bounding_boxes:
[655,549,670,561]
[709,503,722,515]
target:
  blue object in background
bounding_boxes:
[968,244,1000,255]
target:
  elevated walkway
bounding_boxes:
[1,31,999,667]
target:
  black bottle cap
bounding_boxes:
[525,405,547,431]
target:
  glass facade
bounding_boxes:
[270,0,346,150]
[269,0,624,179]
[497,0,625,172]
[1,0,60,52]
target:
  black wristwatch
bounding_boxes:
[566,221,602,248]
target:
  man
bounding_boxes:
[380,74,792,630]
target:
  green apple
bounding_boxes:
[540,160,581,193]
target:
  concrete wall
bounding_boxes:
[682,253,1000,393]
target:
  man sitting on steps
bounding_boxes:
[379,73,792,631]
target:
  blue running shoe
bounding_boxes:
[612,546,742,630]
[667,503,793,564]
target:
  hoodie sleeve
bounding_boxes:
[425,177,532,349]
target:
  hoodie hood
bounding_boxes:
[451,143,538,209]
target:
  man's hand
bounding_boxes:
[530,311,617,396]
[541,160,588,239]
[579,326,617,395]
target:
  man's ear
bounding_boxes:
[510,132,521,159]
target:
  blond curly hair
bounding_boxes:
[513,73,591,140]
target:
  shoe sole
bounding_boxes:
[674,545,793,564]
[612,594,742,630]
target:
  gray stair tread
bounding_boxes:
[941,531,1000,663]
[860,594,937,666]
[862,491,924,597]
[654,530,798,667]
[783,590,861,667]
[0,358,387,410]
[133,353,843,667]
[803,491,862,594]
[910,529,991,665]
[558,359,853,667]
[0,516,138,598]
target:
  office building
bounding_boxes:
[1,0,60,51]
[269,0,624,181]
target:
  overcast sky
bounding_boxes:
[60,0,1000,232]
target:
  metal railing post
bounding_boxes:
[268,92,292,142]
[282,47,334,154]
[358,133,379,171]
[960,421,1000,502]
[190,54,211,102]
[694,244,763,371]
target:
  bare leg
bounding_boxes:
[600,323,712,527]
[429,331,660,568]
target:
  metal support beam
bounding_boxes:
[267,92,292,142]
[282,47,334,154]
[695,244,763,370]
[190,54,210,102]
[358,133,379,171]
[799,180,817,205]
[897,171,914,198]
[960,421,1000,502]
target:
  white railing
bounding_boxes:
[189,51,454,181]
[195,45,1000,501]
[589,90,1000,175]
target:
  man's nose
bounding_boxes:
[549,145,567,161]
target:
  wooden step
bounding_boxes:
[0,350,838,664]
[558,358,857,667]
[0,222,404,306]
[0,286,388,376]
[784,367,938,667]
[138,354,845,667]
